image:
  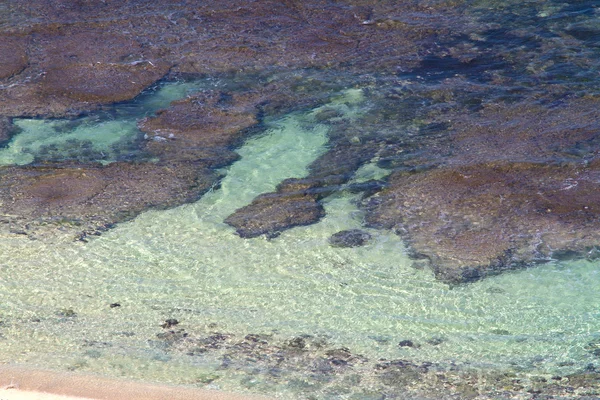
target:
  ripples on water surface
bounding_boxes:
[1,0,600,398]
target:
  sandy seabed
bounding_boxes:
[0,366,271,400]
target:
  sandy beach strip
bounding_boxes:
[0,365,273,400]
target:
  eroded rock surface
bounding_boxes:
[366,98,600,283]
[0,162,215,240]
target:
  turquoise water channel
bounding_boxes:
[0,79,217,165]
[1,82,600,397]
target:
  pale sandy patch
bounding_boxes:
[0,365,272,400]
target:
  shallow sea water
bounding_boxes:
[0,82,600,398]
[1,0,600,398]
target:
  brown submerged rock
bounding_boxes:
[224,178,325,239]
[366,99,600,284]
[0,162,216,240]
[225,141,378,238]
[138,90,261,166]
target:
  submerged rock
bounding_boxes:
[138,90,260,166]
[366,99,600,284]
[0,161,216,240]
[0,117,16,144]
[224,184,325,239]
[398,340,416,348]
[226,141,379,238]
[329,229,372,248]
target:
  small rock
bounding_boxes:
[57,308,77,318]
[411,258,430,270]
[286,336,307,349]
[329,229,372,248]
[426,337,445,346]
[314,107,343,122]
[162,318,179,328]
[398,340,415,348]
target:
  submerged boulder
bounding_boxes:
[224,179,325,239]
[329,229,372,248]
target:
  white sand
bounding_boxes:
[0,366,272,400]
[0,389,89,400]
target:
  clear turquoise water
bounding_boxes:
[0,83,599,398]
[1,0,600,396]
[0,79,216,165]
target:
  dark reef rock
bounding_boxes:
[161,319,180,329]
[225,183,325,239]
[329,229,372,248]
[366,98,600,284]
[0,161,216,240]
[148,325,600,398]
[0,117,16,144]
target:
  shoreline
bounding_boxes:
[0,365,272,400]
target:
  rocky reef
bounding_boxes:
[366,98,600,283]
[1,0,600,285]
[142,322,600,399]
[0,0,465,240]
[227,0,600,283]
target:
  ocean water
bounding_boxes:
[1,0,600,398]
[0,82,600,398]
[0,79,217,165]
